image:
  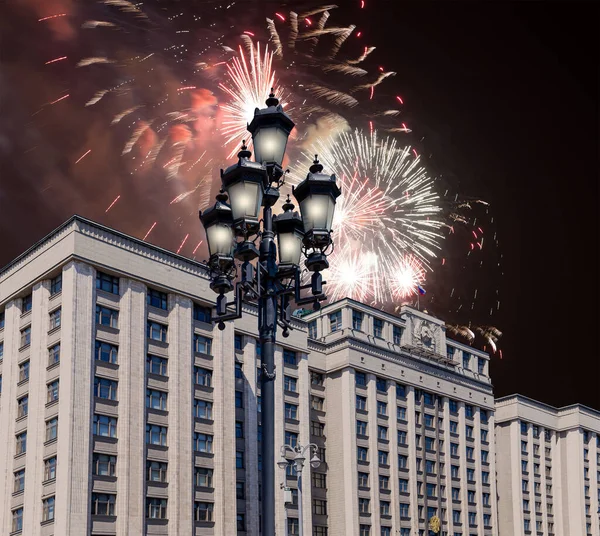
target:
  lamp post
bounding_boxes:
[278,443,321,536]
[199,90,340,536]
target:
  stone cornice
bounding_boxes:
[310,334,494,395]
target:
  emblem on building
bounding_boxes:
[413,319,440,352]
[428,515,441,534]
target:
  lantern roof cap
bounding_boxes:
[293,155,341,201]
[199,189,233,227]
[221,142,268,183]
[247,88,295,134]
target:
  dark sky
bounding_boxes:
[362,2,599,408]
[1,1,598,409]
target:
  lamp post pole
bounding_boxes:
[199,90,340,536]
[279,444,321,536]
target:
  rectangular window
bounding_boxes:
[357,447,368,462]
[426,460,436,474]
[379,474,389,490]
[467,468,475,481]
[93,414,117,437]
[22,294,33,313]
[399,503,410,517]
[236,451,244,468]
[398,430,407,445]
[311,421,325,437]
[0,310,4,329]
[393,325,403,344]
[468,512,477,525]
[358,498,370,514]
[0,341,3,361]
[194,366,212,387]
[308,320,317,338]
[196,468,214,488]
[96,272,119,294]
[465,405,474,418]
[20,326,31,348]
[373,317,384,337]
[237,513,246,531]
[94,377,118,400]
[235,421,244,439]
[468,490,476,503]
[44,457,57,480]
[146,424,168,446]
[49,308,61,330]
[462,352,470,369]
[356,420,368,436]
[356,395,367,411]
[380,501,390,516]
[378,425,388,440]
[521,421,528,434]
[14,469,25,493]
[452,510,461,523]
[329,310,342,332]
[480,409,488,423]
[449,399,458,413]
[312,472,326,488]
[146,498,167,519]
[147,460,168,482]
[12,508,24,532]
[424,414,434,427]
[285,403,298,420]
[288,518,299,535]
[235,390,244,408]
[478,357,485,374]
[96,305,118,328]
[378,450,389,465]
[451,465,459,478]
[148,321,168,342]
[313,499,327,515]
[397,406,406,420]
[194,432,212,453]
[377,401,387,416]
[17,395,28,418]
[45,417,58,442]
[193,303,211,322]
[355,371,367,386]
[194,501,214,522]
[398,454,408,469]
[311,371,324,386]
[311,395,325,411]
[482,450,489,463]
[399,478,409,492]
[452,487,460,500]
[92,493,116,516]
[352,310,363,331]
[284,375,297,392]
[358,472,369,487]
[93,454,116,476]
[48,343,60,366]
[194,399,213,420]
[147,288,168,310]
[146,354,168,376]
[146,389,168,411]
[423,392,434,405]
[466,447,474,461]
[376,377,387,392]
[285,431,299,448]
[235,361,243,379]
[95,341,118,363]
[283,349,297,365]
[481,429,488,442]
[482,471,489,484]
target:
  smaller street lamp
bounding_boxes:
[278,443,321,536]
[272,195,305,274]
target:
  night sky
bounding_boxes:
[1,1,598,409]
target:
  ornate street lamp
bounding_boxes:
[199,91,338,536]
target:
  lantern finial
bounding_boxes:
[309,155,323,173]
[265,88,279,107]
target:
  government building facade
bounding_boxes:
[0,216,598,536]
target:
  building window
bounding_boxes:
[314,527,328,536]
[356,395,367,411]
[194,366,212,387]
[237,513,246,531]
[285,403,298,420]
[397,478,408,492]
[148,321,167,343]
[398,430,407,445]
[0,310,4,329]
[0,341,3,361]
[146,498,167,519]
[311,395,325,411]
[308,320,317,338]
[451,487,460,500]
[380,501,390,516]
[355,371,367,387]
[44,457,57,480]
[94,377,118,400]
[378,474,389,490]
[45,417,58,442]
[357,447,368,462]
[283,349,297,365]
[49,308,61,330]
[48,343,60,366]
[146,355,168,376]
[356,420,368,436]
[451,443,459,456]
[236,451,244,468]
[42,496,55,522]
[483,492,490,506]
[452,510,460,524]
[521,440,528,453]
[462,352,470,369]
[193,304,211,322]
[285,431,299,448]
[96,272,119,294]
[425,414,434,427]
[396,384,406,399]
[467,468,475,481]
[378,425,388,440]
[194,501,214,522]
[12,508,24,532]
[92,454,116,476]
[484,514,491,527]
[147,288,168,310]
[468,512,477,525]
[449,399,458,413]
[146,424,168,446]
[480,409,488,424]
[376,377,387,392]
[393,325,403,344]
[426,460,436,474]
[524,519,530,532]
[195,399,213,420]
[397,406,406,420]
[521,421,528,434]
[235,390,244,408]
[465,425,473,438]
[468,490,476,503]
[477,357,485,374]
[451,465,459,478]
[481,429,488,442]
[146,389,168,411]
[311,371,324,386]
[194,432,212,453]
[22,294,33,313]
[96,305,118,328]
[358,472,369,487]
[92,493,116,516]
[398,454,408,469]
[288,518,300,535]
[378,450,389,465]
[311,421,325,437]
[313,499,327,515]
[482,450,489,463]
[359,498,370,513]
[196,467,213,488]
[95,341,118,363]
[93,414,117,437]
[284,375,298,392]
[20,327,31,348]
[359,525,371,536]
[466,447,474,460]
[482,471,489,484]
[373,317,384,337]
[377,401,387,416]
[234,421,244,439]
[14,469,25,493]
[352,310,364,331]
[464,405,473,418]
[329,310,342,332]
[235,361,243,379]
[17,395,28,418]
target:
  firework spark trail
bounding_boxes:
[307,10,331,52]
[85,90,109,106]
[49,94,69,105]
[266,18,283,57]
[75,149,91,164]
[192,241,203,255]
[82,20,117,28]
[105,195,121,213]
[45,57,68,65]
[38,14,67,22]
[288,12,299,49]
[386,253,426,299]
[103,0,148,18]
[348,46,376,65]
[77,57,115,67]
[122,121,153,155]
[355,71,397,93]
[111,105,142,125]
[299,5,338,19]
[322,64,367,76]
[176,233,190,254]
[306,85,358,107]
[329,25,356,58]
[143,222,157,241]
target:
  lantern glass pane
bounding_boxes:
[277,231,302,266]
[206,224,233,256]
[253,126,288,166]
[300,194,335,232]
[228,181,262,221]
